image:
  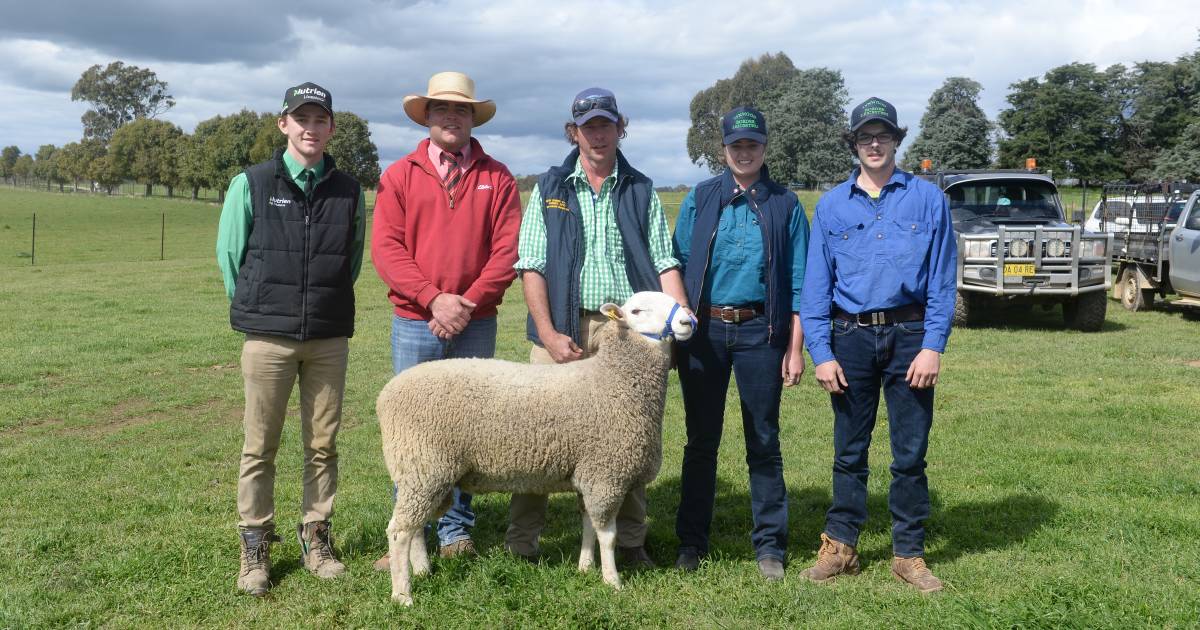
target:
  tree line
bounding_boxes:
[7,45,1200,197]
[0,61,381,200]
[689,42,1200,186]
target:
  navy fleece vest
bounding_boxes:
[230,150,360,340]
[526,149,661,346]
[684,167,795,347]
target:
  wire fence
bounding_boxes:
[0,178,1103,268]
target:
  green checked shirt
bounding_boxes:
[515,158,680,310]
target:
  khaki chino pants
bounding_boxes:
[506,313,648,555]
[237,334,348,529]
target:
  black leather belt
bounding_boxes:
[709,304,762,323]
[833,304,925,326]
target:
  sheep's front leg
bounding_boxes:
[594,515,621,590]
[578,512,596,573]
[387,519,417,606]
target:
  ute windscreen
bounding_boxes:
[946,180,1061,222]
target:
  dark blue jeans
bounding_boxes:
[825,318,934,557]
[676,316,788,561]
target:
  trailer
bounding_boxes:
[1103,184,1200,311]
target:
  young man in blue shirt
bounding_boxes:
[798,97,957,593]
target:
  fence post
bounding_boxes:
[31,212,36,266]
[161,212,165,261]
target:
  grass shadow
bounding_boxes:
[965,304,1129,332]
[927,493,1059,564]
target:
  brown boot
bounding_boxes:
[237,526,279,596]
[892,556,943,593]
[298,521,346,578]
[799,533,860,583]
[439,538,477,559]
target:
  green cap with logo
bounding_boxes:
[850,97,898,132]
[721,106,767,145]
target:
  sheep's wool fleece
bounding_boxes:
[378,321,672,502]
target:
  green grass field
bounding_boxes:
[1,187,1197,628]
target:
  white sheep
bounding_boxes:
[377,291,695,605]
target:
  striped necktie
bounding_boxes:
[442,151,463,208]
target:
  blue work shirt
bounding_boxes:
[674,186,809,310]
[799,168,957,366]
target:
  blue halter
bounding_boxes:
[641,302,696,340]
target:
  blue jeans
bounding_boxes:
[825,318,934,557]
[391,314,497,546]
[676,316,788,562]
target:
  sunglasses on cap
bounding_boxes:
[572,94,619,119]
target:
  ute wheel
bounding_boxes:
[1063,291,1107,331]
[1119,268,1155,311]
[953,291,974,327]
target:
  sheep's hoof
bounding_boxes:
[391,592,414,607]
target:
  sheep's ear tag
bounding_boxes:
[604,309,621,321]
[600,303,623,321]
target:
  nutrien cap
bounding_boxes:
[281,82,333,116]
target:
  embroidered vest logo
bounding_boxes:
[545,198,569,212]
[268,196,292,207]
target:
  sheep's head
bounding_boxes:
[599,291,696,343]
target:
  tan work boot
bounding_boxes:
[298,521,346,578]
[892,556,943,593]
[439,538,477,559]
[799,533,861,583]
[237,526,279,596]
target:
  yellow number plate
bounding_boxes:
[1003,264,1036,277]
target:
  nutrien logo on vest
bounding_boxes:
[269,196,292,207]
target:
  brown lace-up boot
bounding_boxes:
[237,526,280,596]
[298,521,346,578]
[799,533,861,583]
[892,556,944,593]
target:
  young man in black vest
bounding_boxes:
[216,82,365,596]
[509,87,689,567]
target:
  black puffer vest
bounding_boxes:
[230,150,360,340]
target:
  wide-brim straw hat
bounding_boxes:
[403,71,496,127]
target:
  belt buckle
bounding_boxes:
[721,306,738,323]
[855,311,885,326]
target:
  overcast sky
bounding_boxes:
[0,1,1196,185]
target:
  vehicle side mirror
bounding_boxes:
[1114,216,1130,225]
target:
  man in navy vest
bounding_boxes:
[216,82,365,596]
[509,87,689,567]
[798,97,956,593]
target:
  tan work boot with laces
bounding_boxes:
[439,538,478,559]
[799,533,861,583]
[298,520,347,578]
[892,556,943,593]
[237,526,280,596]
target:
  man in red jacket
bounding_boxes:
[371,71,522,568]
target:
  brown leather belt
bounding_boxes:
[833,304,925,326]
[709,304,762,324]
